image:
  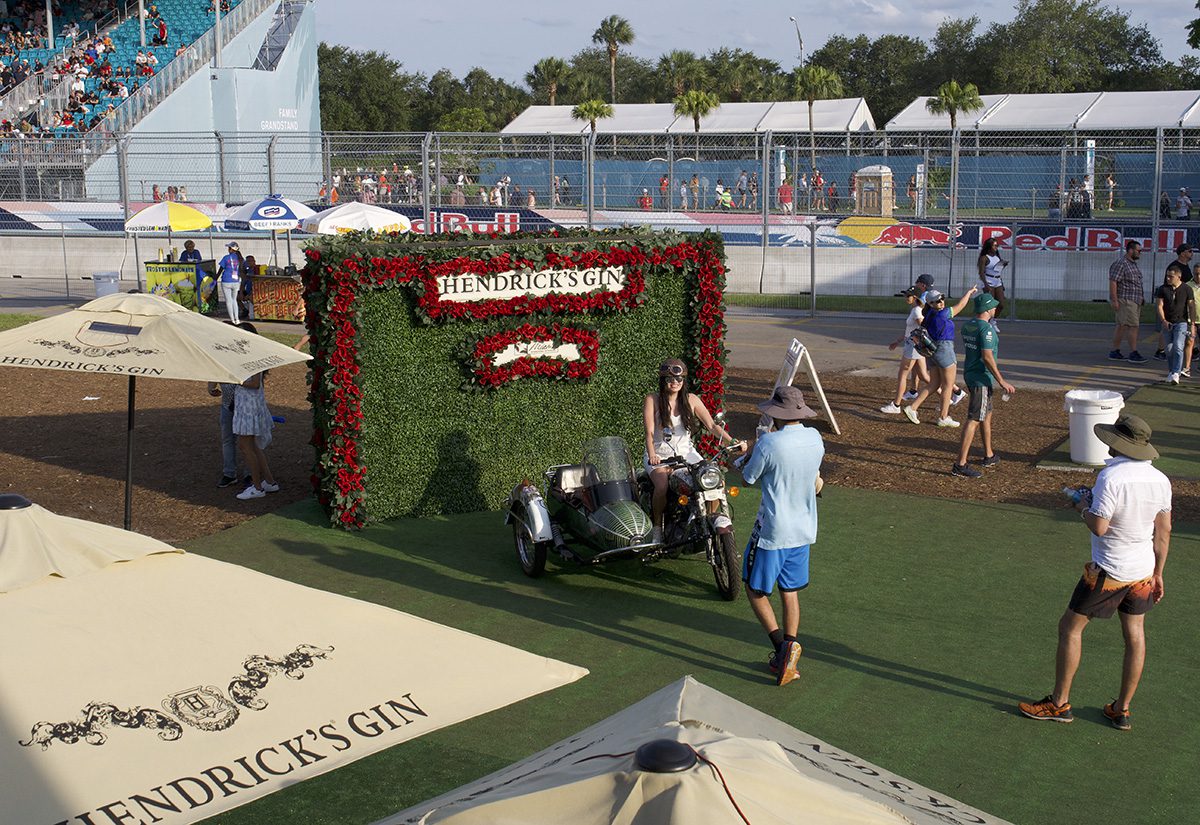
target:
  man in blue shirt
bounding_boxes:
[739,385,825,686]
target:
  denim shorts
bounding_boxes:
[902,341,924,361]
[932,339,956,369]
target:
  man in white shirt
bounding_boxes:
[1175,187,1191,220]
[1018,415,1170,731]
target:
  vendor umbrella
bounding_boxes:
[0,496,587,825]
[224,195,317,267]
[125,202,214,290]
[302,201,413,235]
[0,293,310,530]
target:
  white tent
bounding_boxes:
[887,90,1200,132]
[502,99,876,135]
[383,676,1011,825]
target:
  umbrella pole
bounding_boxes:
[124,375,136,531]
[286,229,293,266]
[133,233,143,291]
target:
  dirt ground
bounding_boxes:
[2,363,1194,544]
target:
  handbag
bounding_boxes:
[908,327,937,358]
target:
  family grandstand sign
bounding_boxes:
[435,265,627,303]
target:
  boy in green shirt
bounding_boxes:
[953,294,1017,478]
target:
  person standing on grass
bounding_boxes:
[904,287,975,428]
[881,286,929,415]
[1019,415,1170,732]
[1108,240,1146,363]
[952,294,1016,478]
[738,386,824,688]
[1153,265,1194,385]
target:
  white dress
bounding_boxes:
[980,253,1005,289]
[233,378,274,448]
[644,406,703,474]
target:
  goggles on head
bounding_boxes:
[659,363,686,378]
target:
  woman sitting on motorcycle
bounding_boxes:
[643,359,743,537]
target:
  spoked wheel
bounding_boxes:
[710,531,741,601]
[512,514,547,578]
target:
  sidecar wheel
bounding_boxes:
[513,516,547,578]
[711,532,741,601]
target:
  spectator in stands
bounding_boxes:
[152,184,162,201]
[153,18,168,48]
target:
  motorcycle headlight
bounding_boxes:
[698,465,722,490]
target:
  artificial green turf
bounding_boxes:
[1039,382,1200,479]
[185,485,1200,825]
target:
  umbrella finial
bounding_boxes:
[0,494,33,510]
[635,739,697,773]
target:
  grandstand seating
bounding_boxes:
[1,0,245,136]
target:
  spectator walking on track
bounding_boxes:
[1018,414,1170,731]
[952,293,1016,478]
[904,287,975,428]
[1153,264,1194,385]
[1156,244,1193,360]
[881,286,929,415]
[1108,240,1147,363]
[739,386,824,688]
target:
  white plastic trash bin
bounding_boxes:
[1064,390,1125,465]
[93,271,120,298]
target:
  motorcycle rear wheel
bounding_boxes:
[513,517,548,578]
[710,531,741,601]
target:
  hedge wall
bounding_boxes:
[302,228,728,529]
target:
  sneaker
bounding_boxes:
[1154,349,1167,360]
[1128,352,1148,364]
[902,390,919,401]
[260,481,280,493]
[880,402,902,414]
[981,454,1000,468]
[243,474,254,487]
[767,649,781,675]
[1167,373,1180,385]
[1102,702,1132,731]
[1182,369,1191,378]
[1108,350,1124,360]
[937,417,960,428]
[1017,695,1073,723]
[776,640,803,687]
[902,405,920,425]
[951,463,982,478]
[236,485,265,500]
[951,388,967,406]
[217,475,237,488]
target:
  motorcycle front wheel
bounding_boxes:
[710,532,741,601]
[513,517,548,578]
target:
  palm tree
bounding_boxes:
[658,50,701,98]
[792,65,843,172]
[571,98,614,134]
[592,15,634,104]
[674,90,719,158]
[525,57,571,106]
[925,79,984,130]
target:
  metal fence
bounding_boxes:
[4,127,1200,316]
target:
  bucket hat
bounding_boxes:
[1094,414,1158,461]
[756,385,817,421]
[973,293,999,314]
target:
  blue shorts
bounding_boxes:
[931,339,956,369]
[743,533,810,595]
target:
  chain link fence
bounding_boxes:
[3,127,1199,316]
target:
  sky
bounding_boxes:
[313,0,1195,86]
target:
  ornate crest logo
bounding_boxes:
[162,685,240,732]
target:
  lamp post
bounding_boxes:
[788,16,804,65]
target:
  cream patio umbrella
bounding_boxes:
[0,293,310,529]
[302,201,413,235]
[384,676,1012,825]
[0,495,587,825]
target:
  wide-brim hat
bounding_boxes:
[757,385,818,421]
[973,293,999,314]
[1094,415,1158,461]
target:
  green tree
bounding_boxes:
[705,48,780,102]
[435,107,491,132]
[1190,2,1200,50]
[592,15,635,103]
[571,98,614,134]
[673,90,720,157]
[317,43,426,131]
[925,79,984,129]
[562,48,657,105]
[526,57,571,106]
[927,17,987,91]
[793,65,843,172]
[658,50,705,98]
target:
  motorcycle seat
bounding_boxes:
[555,464,597,512]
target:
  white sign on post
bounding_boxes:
[761,338,840,436]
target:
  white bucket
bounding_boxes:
[1064,390,1125,465]
[93,271,120,298]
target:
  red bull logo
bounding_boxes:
[869,222,961,247]
[980,225,1188,253]
[408,211,521,235]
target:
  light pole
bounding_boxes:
[788,16,804,65]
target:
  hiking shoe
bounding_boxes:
[937,417,960,428]
[902,405,920,425]
[777,640,803,686]
[902,390,919,401]
[880,402,902,414]
[951,463,982,478]
[981,454,1000,468]
[260,481,280,493]
[1102,702,1131,731]
[1108,350,1124,360]
[1154,349,1167,360]
[1018,695,1073,723]
[236,485,265,500]
[950,388,967,406]
[217,475,237,488]
[1128,352,1148,364]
